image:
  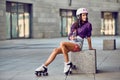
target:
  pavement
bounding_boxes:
[0,36,120,80]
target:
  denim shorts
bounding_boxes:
[69,36,84,50]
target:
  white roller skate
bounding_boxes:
[64,62,77,75]
[35,64,48,76]
[64,62,76,75]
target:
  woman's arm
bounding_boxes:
[68,22,77,40]
[87,37,94,50]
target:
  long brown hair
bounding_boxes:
[74,14,88,29]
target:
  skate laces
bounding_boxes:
[35,64,47,71]
[64,62,72,73]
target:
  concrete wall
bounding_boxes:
[0,0,120,40]
[117,11,120,35]
[0,0,6,40]
[32,0,120,37]
[39,0,120,36]
[32,0,60,38]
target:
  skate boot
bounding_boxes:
[64,62,73,75]
[35,64,48,76]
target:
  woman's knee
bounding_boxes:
[53,48,60,53]
[60,41,66,47]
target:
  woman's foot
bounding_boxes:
[35,64,48,76]
[64,61,73,75]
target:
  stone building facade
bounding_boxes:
[0,0,120,40]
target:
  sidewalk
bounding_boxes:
[0,36,120,80]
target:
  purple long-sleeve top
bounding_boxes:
[68,22,92,40]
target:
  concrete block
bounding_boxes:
[69,50,97,73]
[103,39,116,50]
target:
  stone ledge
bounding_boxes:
[103,39,116,50]
[69,50,97,74]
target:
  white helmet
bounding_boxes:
[76,8,88,16]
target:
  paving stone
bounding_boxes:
[0,37,120,80]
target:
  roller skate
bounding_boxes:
[64,62,77,75]
[35,64,48,76]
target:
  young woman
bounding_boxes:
[35,8,94,76]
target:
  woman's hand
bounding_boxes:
[89,47,96,50]
[86,37,96,50]
[70,36,76,40]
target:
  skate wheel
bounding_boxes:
[38,72,41,76]
[72,65,77,69]
[35,71,41,76]
[35,72,38,76]
[38,73,41,76]
[69,71,72,74]
[46,73,48,76]
[43,73,46,76]
[43,72,48,76]
[65,72,69,76]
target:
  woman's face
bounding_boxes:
[81,13,88,22]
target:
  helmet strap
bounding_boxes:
[77,15,80,19]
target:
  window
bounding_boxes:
[6,2,32,39]
[101,12,117,35]
[60,9,76,37]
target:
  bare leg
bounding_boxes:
[44,42,79,66]
[44,47,62,66]
[60,41,79,63]
[60,41,81,74]
[60,42,69,63]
